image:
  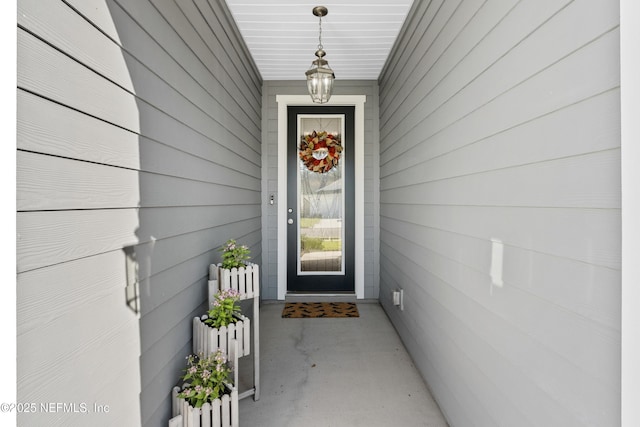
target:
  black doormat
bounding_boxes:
[282,302,359,318]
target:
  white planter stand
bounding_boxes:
[208,263,260,401]
[169,386,239,427]
[169,340,240,427]
[193,315,251,358]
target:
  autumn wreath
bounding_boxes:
[299,130,343,173]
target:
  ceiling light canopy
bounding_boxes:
[305,6,335,104]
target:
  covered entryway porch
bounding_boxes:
[13,0,639,426]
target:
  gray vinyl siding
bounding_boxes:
[378,1,620,426]
[16,1,261,426]
[261,81,380,300]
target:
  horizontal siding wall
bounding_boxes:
[261,81,380,300]
[378,1,620,426]
[16,0,261,426]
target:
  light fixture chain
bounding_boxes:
[318,14,323,50]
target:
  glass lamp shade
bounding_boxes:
[305,56,335,104]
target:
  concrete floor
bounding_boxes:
[237,301,449,427]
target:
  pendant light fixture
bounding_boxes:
[305,6,335,104]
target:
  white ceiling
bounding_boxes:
[224,0,414,81]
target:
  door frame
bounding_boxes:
[276,95,366,300]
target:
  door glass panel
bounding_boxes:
[297,115,345,275]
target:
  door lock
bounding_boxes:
[287,218,294,225]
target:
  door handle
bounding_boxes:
[287,218,294,225]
